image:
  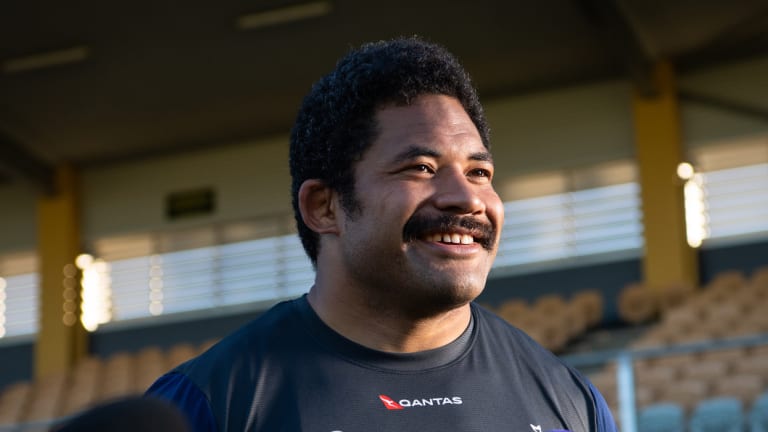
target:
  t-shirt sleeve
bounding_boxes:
[145,372,217,432]
[588,382,618,432]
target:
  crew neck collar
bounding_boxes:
[294,294,476,372]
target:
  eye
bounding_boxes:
[469,168,492,179]
[412,164,434,174]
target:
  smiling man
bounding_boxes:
[147,37,618,432]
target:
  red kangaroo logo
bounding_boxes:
[378,395,404,410]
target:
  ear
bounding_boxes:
[298,179,340,235]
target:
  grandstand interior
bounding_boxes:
[2,1,768,431]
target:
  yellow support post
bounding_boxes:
[632,62,698,292]
[35,164,87,378]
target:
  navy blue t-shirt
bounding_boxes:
[147,296,617,432]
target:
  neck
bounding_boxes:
[307,282,472,353]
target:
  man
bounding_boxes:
[147,37,618,432]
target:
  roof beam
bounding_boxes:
[679,90,768,123]
[576,0,657,96]
[0,129,55,195]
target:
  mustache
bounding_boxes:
[402,214,497,251]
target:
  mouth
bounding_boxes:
[424,232,476,245]
[403,214,495,250]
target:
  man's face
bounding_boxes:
[336,94,504,316]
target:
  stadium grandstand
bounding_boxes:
[1,1,768,431]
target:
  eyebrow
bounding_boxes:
[390,146,494,165]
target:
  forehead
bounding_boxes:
[369,94,486,158]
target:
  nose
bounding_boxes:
[432,168,486,215]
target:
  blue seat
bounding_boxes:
[637,402,685,432]
[689,397,744,432]
[750,392,768,432]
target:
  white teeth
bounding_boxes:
[427,233,475,244]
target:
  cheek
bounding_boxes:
[483,191,505,225]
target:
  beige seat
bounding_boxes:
[712,373,766,405]
[571,290,604,328]
[657,281,695,311]
[22,372,67,422]
[198,338,220,353]
[650,352,697,369]
[706,270,746,292]
[750,343,768,358]
[588,371,617,407]
[682,360,729,382]
[700,347,746,365]
[0,381,32,425]
[635,364,679,392]
[734,354,768,376]
[166,343,198,369]
[630,327,674,349]
[532,294,567,315]
[635,386,657,409]
[59,356,103,417]
[749,265,768,290]
[618,283,658,324]
[561,303,588,339]
[705,303,743,328]
[99,352,136,400]
[523,317,568,353]
[657,379,709,412]
[135,346,166,393]
[496,299,530,326]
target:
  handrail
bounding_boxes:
[561,332,768,432]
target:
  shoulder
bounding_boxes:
[145,372,217,432]
[178,297,304,376]
[472,303,618,430]
[144,298,308,431]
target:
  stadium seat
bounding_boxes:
[657,281,694,311]
[618,283,658,324]
[23,371,67,422]
[496,299,529,326]
[689,397,744,432]
[707,270,746,292]
[134,346,166,393]
[0,381,31,425]
[750,392,768,432]
[100,352,136,399]
[570,290,604,328]
[683,360,729,382]
[701,346,746,365]
[637,402,685,432]
[532,294,567,314]
[659,306,701,333]
[588,371,617,408]
[658,379,709,412]
[630,327,674,349]
[165,342,198,369]
[561,303,588,339]
[635,363,677,385]
[750,265,768,288]
[712,374,766,405]
[59,356,103,417]
[734,354,768,377]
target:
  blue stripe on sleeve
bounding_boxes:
[588,382,619,432]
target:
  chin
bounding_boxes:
[407,277,484,315]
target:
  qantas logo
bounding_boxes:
[378,394,463,410]
[378,395,404,410]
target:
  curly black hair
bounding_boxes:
[289,36,490,265]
